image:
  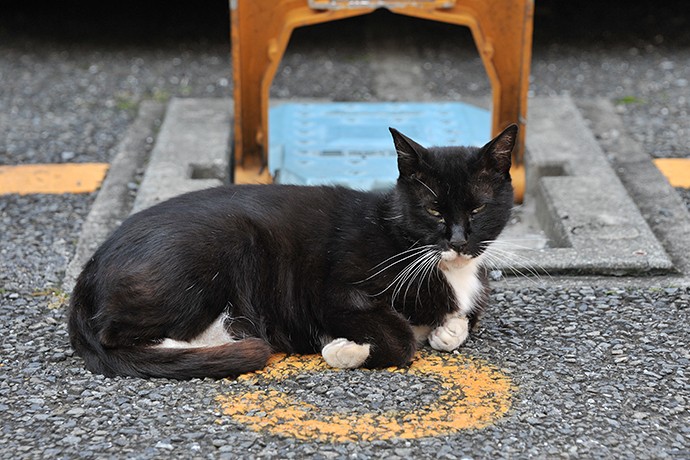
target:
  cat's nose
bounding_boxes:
[449,241,468,254]
[449,225,468,253]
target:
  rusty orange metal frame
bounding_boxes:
[230,0,534,200]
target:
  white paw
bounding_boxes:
[428,316,469,352]
[321,338,371,369]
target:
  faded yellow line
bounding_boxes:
[654,158,690,188]
[216,350,514,442]
[0,163,109,195]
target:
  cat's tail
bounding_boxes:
[68,309,272,380]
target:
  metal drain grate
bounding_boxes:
[269,101,491,190]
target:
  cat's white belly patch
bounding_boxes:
[153,314,235,349]
[321,338,370,369]
[428,315,469,352]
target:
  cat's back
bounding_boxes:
[97,183,375,261]
[135,183,373,224]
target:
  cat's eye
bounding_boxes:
[472,204,486,215]
[426,208,445,222]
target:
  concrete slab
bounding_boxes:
[131,98,232,213]
[520,96,674,275]
[578,98,690,276]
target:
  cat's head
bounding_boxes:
[389,124,517,266]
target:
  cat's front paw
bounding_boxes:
[321,338,371,369]
[428,315,469,352]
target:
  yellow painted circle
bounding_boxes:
[216,350,513,443]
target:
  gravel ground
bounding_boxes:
[0,194,94,293]
[679,188,690,213]
[1,1,689,458]
[2,261,688,458]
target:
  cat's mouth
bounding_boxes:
[439,250,473,270]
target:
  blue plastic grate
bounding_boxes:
[268,101,491,190]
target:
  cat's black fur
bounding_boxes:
[68,125,517,379]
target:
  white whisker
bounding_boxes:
[480,252,541,286]
[400,251,438,305]
[483,238,550,251]
[388,251,432,301]
[414,177,438,197]
[483,247,542,275]
[416,251,441,307]
[371,247,441,310]
[487,247,550,278]
[356,244,434,284]
[480,243,551,282]
[366,242,429,271]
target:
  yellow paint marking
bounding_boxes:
[0,163,109,195]
[653,158,690,188]
[216,350,513,443]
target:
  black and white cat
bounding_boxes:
[68,124,517,379]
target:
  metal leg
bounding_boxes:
[231,0,534,198]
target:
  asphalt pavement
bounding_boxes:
[1,1,689,458]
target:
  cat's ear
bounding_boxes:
[481,123,518,176]
[389,128,426,177]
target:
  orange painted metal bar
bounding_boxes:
[390,0,534,161]
[231,1,374,168]
[230,0,534,198]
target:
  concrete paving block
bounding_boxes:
[132,98,231,213]
[577,98,690,276]
[519,96,674,275]
[535,176,673,274]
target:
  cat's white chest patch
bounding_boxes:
[439,255,482,316]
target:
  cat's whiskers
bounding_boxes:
[379,251,429,298]
[397,250,439,306]
[357,244,435,284]
[367,243,429,271]
[481,250,540,281]
[481,244,539,272]
[482,237,550,251]
[375,247,441,309]
[478,240,551,283]
[416,250,442,307]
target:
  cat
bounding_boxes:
[68,124,517,379]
